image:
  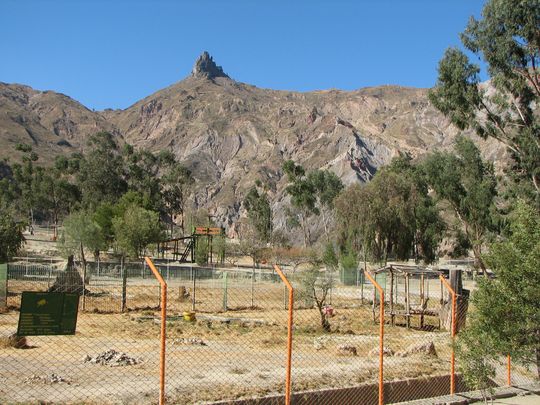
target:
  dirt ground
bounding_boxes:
[2,229,533,404]
[1,276,461,405]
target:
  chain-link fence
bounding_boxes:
[1,258,538,404]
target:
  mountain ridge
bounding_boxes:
[0,52,505,238]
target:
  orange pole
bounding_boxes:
[439,274,456,394]
[145,257,168,405]
[364,271,384,405]
[507,355,511,386]
[274,265,294,405]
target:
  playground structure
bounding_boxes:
[157,226,225,264]
[371,265,467,330]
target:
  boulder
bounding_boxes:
[336,344,357,356]
[396,341,437,357]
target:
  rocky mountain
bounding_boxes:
[0,82,117,162]
[0,52,505,238]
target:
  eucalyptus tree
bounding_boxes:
[429,0,540,205]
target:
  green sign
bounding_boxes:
[0,263,6,310]
[17,292,79,336]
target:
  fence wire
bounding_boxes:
[0,259,538,404]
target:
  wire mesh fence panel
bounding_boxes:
[2,258,539,404]
[163,265,289,404]
[0,259,163,404]
[287,270,383,405]
[382,272,457,404]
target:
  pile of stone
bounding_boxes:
[172,337,207,346]
[24,373,70,385]
[83,349,141,367]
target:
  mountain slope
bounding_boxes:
[0,52,505,237]
[0,82,117,162]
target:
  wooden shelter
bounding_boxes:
[372,264,444,329]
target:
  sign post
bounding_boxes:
[17,292,79,336]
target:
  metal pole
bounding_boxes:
[191,266,196,312]
[440,274,457,394]
[364,271,384,405]
[144,257,167,405]
[273,265,294,405]
[223,272,228,311]
[507,355,511,386]
[250,266,255,308]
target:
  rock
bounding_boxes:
[172,337,207,346]
[6,333,27,349]
[23,373,70,385]
[83,349,141,367]
[336,344,357,356]
[368,346,394,357]
[191,51,229,80]
[396,341,437,358]
[313,339,325,351]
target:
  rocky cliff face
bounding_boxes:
[0,53,505,239]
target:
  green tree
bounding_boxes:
[77,132,127,209]
[11,144,39,231]
[162,162,194,236]
[297,263,335,332]
[429,0,540,204]
[457,201,540,383]
[243,183,273,243]
[336,155,444,265]
[283,160,318,247]
[423,137,497,272]
[59,211,107,276]
[0,211,24,262]
[307,169,344,241]
[33,167,80,239]
[113,205,164,258]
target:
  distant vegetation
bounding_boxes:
[0,131,193,261]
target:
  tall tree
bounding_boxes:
[335,155,444,264]
[113,204,164,258]
[77,132,127,209]
[422,137,497,272]
[33,167,80,239]
[59,211,107,277]
[457,201,540,382]
[162,162,194,236]
[429,0,540,204]
[243,181,273,243]
[0,210,24,262]
[283,160,318,247]
[307,170,344,241]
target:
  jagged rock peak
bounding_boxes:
[191,51,229,79]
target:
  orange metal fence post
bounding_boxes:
[507,355,511,386]
[145,257,168,405]
[439,274,456,395]
[364,271,384,405]
[273,265,294,405]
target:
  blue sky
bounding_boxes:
[0,0,485,110]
